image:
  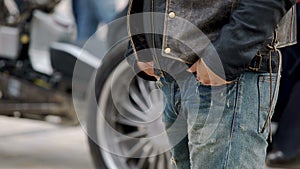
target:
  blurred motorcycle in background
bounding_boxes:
[0,0,171,169]
[0,0,96,125]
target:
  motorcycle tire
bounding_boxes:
[87,41,172,169]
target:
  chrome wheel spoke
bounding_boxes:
[156,154,165,169]
[136,149,152,169]
[118,102,148,122]
[137,78,151,105]
[129,85,149,111]
[118,130,148,143]
[148,154,158,169]
[165,152,172,168]
[126,140,149,158]
[98,61,170,169]
[116,116,139,127]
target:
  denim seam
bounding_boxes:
[257,76,262,134]
[224,76,242,169]
[171,82,179,116]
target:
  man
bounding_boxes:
[72,0,117,40]
[126,0,297,168]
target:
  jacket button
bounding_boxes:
[164,48,171,54]
[168,12,176,19]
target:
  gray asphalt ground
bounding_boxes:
[0,116,283,169]
[0,116,94,169]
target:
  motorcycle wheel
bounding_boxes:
[87,43,172,169]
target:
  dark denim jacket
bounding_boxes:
[126,0,297,81]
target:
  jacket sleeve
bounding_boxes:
[201,0,297,81]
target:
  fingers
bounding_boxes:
[137,61,154,75]
[187,62,197,73]
[137,61,154,70]
[196,59,231,86]
[137,60,231,84]
[136,61,159,79]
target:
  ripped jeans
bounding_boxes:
[158,72,278,169]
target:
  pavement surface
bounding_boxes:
[0,116,94,169]
[0,116,284,169]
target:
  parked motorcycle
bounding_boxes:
[0,0,171,168]
[0,0,96,125]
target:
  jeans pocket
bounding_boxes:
[257,75,278,136]
[196,80,237,96]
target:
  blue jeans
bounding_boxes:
[72,0,117,40]
[158,72,278,169]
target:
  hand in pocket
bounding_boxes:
[137,61,159,79]
[188,59,231,86]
